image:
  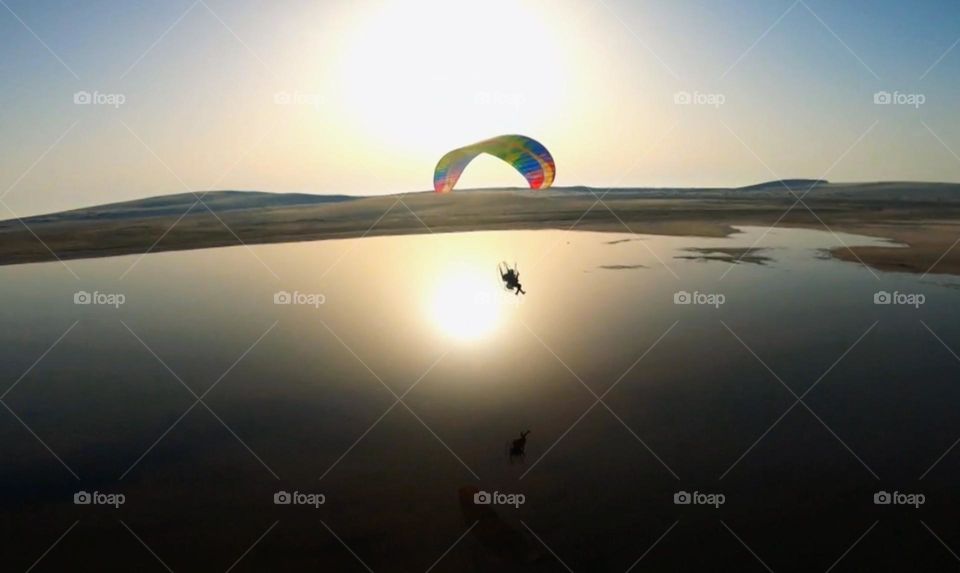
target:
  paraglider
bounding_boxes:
[434,134,555,193]
[498,261,525,296]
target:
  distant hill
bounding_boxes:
[737,179,829,191]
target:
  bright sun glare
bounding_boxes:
[333,0,567,154]
[429,265,504,341]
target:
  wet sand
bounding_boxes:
[824,221,959,275]
[675,247,772,265]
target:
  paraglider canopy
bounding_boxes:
[434,134,555,193]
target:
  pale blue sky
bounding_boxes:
[2,0,959,216]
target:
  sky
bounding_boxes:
[1,0,960,216]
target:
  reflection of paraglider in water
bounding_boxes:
[498,262,526,296]
[434,134,555,194]
[508,430,530,463]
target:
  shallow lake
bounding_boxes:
[3,226,960,571]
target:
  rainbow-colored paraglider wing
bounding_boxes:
[433,135,555,193]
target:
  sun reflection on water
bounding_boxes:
[428,263,505,341]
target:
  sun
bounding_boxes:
[330,0,568,155]
[429,265,503,341]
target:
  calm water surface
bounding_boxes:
[2,227,960,571]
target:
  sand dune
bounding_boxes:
[2,182,960,275]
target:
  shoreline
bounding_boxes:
[3,187,960,276]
